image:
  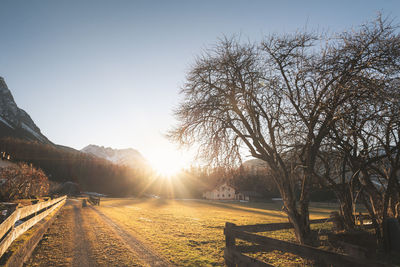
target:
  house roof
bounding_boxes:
[215,182,236,190]
[204,181,236,192]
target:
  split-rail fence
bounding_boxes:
[224,218,387,267]
[0,195,66,259]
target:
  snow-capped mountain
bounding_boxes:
[242,159,269,173]
[0,77,51,144]
[81,144,149,169]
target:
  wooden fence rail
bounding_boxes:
[224,217,386,267]
[88,195,100,206]
[0,195,66,258]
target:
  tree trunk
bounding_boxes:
[336,189,355,230]
[340,200,355,230]
[287,209,312,245]
[361,192,383,247]
[283,197,313,245]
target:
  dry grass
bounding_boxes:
[97,198,335,266]
[82,206,145,266]
[25,200,144,267]
[24,204,76,266]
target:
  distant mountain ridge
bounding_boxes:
[0,77,51,144]
[242,159,268,169]
[81,144,149,169]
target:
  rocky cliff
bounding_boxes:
[0,76,51,144]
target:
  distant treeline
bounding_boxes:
[0,138,149,196]
[0,138,293,200]
[143,166,281,200]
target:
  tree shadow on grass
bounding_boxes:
[101,198,171,208]
[102,198,286,219]
[100,198,336,220]
[198,201,287,220]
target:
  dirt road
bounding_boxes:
[25,199,171,267]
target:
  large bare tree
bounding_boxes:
[170,16,400,245]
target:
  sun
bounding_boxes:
[150,157,183,177]
[146,146,191,177]
[141,139,195,178]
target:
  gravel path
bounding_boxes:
[71,204,93,267]
[25,199,163,266]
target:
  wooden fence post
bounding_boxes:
[225,222,236,267]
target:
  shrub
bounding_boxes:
[0,162,49,201]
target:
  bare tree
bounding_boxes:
[323,17,400,248]
[312,144,358,230]
[170,16,400,245]
[330,77,400,246]
[169,37,314,243]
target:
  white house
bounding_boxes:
[203,182,236,200]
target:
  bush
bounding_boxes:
[0,162,49,201]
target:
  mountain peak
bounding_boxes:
[81,144,148,169]
[0,77,8,90]
[0,76,51,144]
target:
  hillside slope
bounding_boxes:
[0,77,51,144]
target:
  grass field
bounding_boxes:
[25,201,145,267]
[97,198,337,266]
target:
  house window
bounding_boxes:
[228,194,231,197]
[217,194,219,197]
[222,194,225,197]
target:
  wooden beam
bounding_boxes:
[224,248,273,267]
[0,196,66,241]
[3,200,64,267]
[18,196,66,219]
[0,212,19,242]
[0,197,66,258]
[227,228,386,267]
[231,218,330,233]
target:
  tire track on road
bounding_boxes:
[89,206,173,267]
[72,204,95,267]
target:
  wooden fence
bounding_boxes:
[0,195,66,259]
[224,218,386,267]
[88,195,100,206]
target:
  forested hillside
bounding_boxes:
[0,138,149,196]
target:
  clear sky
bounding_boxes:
[0,0,398,172]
